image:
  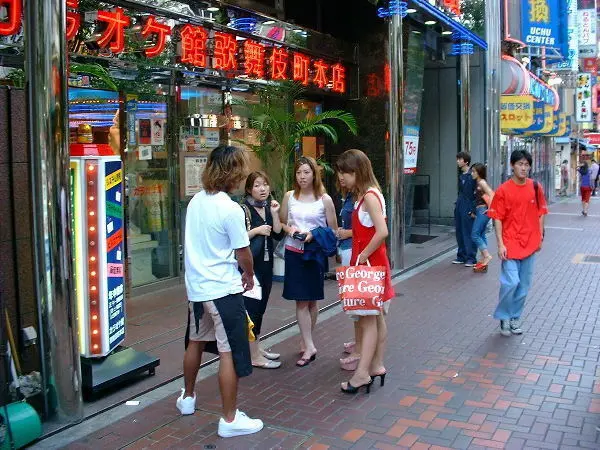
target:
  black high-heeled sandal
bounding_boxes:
[341,378,373,394]
[372,373,386,387]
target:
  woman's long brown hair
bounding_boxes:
[293,156,325,200]
[335,149,381,197]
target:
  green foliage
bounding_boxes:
[235,82,358,196]
[460,0,485,38]
[70,63,118,90]
[5,69,25,88]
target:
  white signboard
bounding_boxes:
[578,9,597,57]
[403,126,420,174]
[576,73,593,122]
[184,156,207,197]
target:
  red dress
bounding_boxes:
[351,190,395,302]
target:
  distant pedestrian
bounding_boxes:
[487,149,547,337]
[280,156,338,367]
[590,159,599,196]
[336,171,361,371]
[452,152,477,267]
[560,160,569,197]
[578,162,593,216]
[470,163,495,272]
[241,171,284,369]
[178,145,264,438]
[336,149,394,394]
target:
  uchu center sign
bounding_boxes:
[521,0,560,48]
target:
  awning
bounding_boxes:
[409,0,487,50]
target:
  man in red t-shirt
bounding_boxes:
[487,150,548,337]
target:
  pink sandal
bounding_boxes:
[343,341,355,354]
[339,355,360,371]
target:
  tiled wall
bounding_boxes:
[0,87,39,377]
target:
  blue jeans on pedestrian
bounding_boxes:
[471,206,490,252]
[493,255,536,321]
[454,200,476,264]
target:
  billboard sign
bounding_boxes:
[521,0,561,48]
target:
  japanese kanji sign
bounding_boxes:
[500,95,535,129]
[576,72,593,122]
[521,0,560,48]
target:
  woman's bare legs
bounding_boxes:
[297,301,317,360]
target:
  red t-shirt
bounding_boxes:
[487,179,548,260]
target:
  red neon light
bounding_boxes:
[179,24,208,68]
[97,8,130,54]
[271,47,289,80]
[313,60,329,89]
[384,64,391,93]
[0,0,22,36]
[86,159,101,355]
[331,63,346,93]
[213,32,237,71]
[293,53,310,86]
[141,16,171,58]
[366,73,380,97]
[66,0,80,41]
[243,40,265,78]
[443,0,460,15]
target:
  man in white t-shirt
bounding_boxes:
[590,159,599,196]
[177,146,263,438]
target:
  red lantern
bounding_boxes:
[313,59,329,89]
[293,53,310,86]
[271,47,289,80]
[141,16,171,58]
[213,32,237,71]
[0,0,22,36]
[244,40,265,78]
[97,8,131,54]
[179,24,208,68]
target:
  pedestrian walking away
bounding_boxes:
[560,160,569,197]
[453,151,477,267]
[280,156,338,368]
[335,172,362,371]
[470,163,495,273]
[579,162,593,216]
[487,149,547,337]
[336,149,395,394]
[178,145,264,438]
[590,159,599,196]
[241,171,284,369]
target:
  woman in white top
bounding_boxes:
[280,156,338,367]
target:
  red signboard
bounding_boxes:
[584,132,600,145]
[442,0,461,15]
[583,58,598,75]
[4,0,348,94]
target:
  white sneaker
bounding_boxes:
[499,320,511,337]
[510,318,523,335]
[176,388,196,415]
[218,410,264,438]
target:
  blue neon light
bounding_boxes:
[231,18,257,33]
[409,0,487,50]
[449,43,474,55]
[377,1,408,18]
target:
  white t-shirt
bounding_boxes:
[356,189,387,227]
[185,191,250,302]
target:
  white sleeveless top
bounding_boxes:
[356,189,387,227]
[285,193,327,252]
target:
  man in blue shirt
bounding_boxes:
[452,152,477,267]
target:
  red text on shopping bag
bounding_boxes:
[336,265,387,312]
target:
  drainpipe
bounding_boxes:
[484,0,501,187]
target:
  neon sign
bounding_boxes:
[271,47,289,80]
[179,24,209,68]
[213,32,238,71]
[141,16,171,58]
[0,0,22,36]
[96,8,130,54]
[244,40,265,78]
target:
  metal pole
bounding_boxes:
[387,12,404,270]
[484,0,501,187]
[25,0,83,421]
[458,53,471,154]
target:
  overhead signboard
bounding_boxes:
[578,0,598,57]
[521,0,561,48]
[500,95,535,129]
[552,0,578,70]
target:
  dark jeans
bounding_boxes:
[454,199,476,264]
[243,258,273,336]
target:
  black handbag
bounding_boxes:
[241,204,265,260]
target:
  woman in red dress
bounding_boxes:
[335,149,394,393]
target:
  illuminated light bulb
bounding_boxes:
[89,211,95,216]
[90,256,96,262]
[93,329,99,335]
[89,226,96,232]
[91,271,97,276]
[88,165,95,172]
[93,344,99,350]
[89,196,95,201]
[90,286,97,291]
[92,315,98,320]
[90,241,95,246]
[425,20,437,25]
[91,301,97,305]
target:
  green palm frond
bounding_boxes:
[69,63,118,91]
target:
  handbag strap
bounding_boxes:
[241,204,251,232]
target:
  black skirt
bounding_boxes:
[282,249,325,301]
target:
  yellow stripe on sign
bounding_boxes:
[105,169,123,191]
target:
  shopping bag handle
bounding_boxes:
[354,254,371,266]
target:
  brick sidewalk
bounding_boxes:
[64,198,600,450]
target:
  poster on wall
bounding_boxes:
[151,119,165,145]
[403,126,419,174]
[139,145,153,161]
[139,119,151,145]
[521,0,560,48]
[104,161,125,351]
[576,73,593,122]
[185,156,207,196]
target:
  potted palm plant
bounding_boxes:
[235,82,358,278]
